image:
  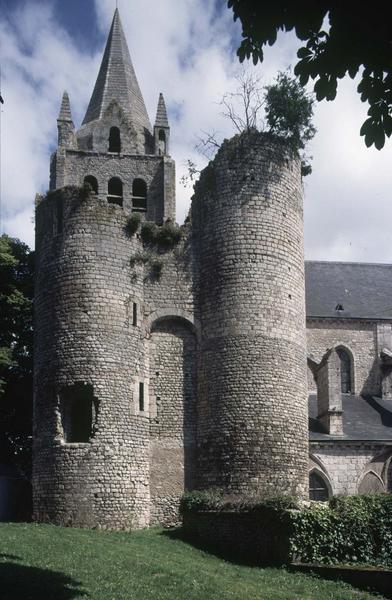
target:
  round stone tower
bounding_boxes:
[33,188,150,528]
[33,8,176,529]
[192,131,309,498]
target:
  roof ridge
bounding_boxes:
[306,260,392,267]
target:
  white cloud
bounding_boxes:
[1,0,391,263]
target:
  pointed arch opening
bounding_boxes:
[309,469,331,501]
[108,126,121,153]
[358,470,385,494]
[336,346,353,393]
[107,177,123,207]
[83,175,98,195]
[132,178,147,212]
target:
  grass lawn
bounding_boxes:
[0,523,386,599]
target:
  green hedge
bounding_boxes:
[291,494,392,566]
[180,491,392,567]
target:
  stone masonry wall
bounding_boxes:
[51,150,175,223]
[34,186,195,529]
[306,318,379,395]
[192,132,309,498]
[34,187,151,529]
[310,443,392,495]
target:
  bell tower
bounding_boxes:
[49,8,175,223]
[33,8,177,530]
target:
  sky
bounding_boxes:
[0,0,391,262]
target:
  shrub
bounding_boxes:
[180,490,299,515]
[291,494,392,566]
[181,491,392,567]
[129,251,152,267]
[156,221,182,249]
[141,221,158,245]
[126,213,141,237]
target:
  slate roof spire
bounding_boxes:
[82,8,151,132]
[154,93,169,128]
[58,91,73,121]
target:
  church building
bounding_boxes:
[32,8,392,530]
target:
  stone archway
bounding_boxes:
[148,317,197,525]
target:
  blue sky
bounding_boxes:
[0,0,391,262]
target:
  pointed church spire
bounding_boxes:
[154,93,169,128]
[57,91,76,149]
[58,91,73,121]
[82,8,151,134]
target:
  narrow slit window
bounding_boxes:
[132,178,147,212]
[139,382,144,412]
[107,177,123,207]
[336,347,352,393]
[108,127,121,153]
[132,302,137,326]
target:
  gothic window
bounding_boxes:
[60,383,97,443]
[108,126,121,152]
[84,175,98,194]
[107,177,123,206]
[336,347,352,393]
[309,471,329,501]
[132,178,147,212]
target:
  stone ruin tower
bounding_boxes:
[33,8,308,530]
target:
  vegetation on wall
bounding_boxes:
[182,69,316,185]
[128,218,183,280]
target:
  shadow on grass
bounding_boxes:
[162,529,392,599]
[160,527,271,567]
[288,564,392,600]
[0,555,88,600]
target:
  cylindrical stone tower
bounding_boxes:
[192,131,308,498]
[33,187,150,529]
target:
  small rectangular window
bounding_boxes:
[132,302,137,326]
[60,383,97,443]
[139,382,144,412]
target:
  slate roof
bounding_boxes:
[155,93,169,128]
[308,394,392,441]
[58,91,73,121]
[305,261,392,320]
[82,8,152,132]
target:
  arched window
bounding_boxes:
[158,129,166,155]
[336,347,352,393]
[132,178,147,212]
[83,175,98,194]
[107,177,123,206]
[108,126,121,153]
[309,471,329,501]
